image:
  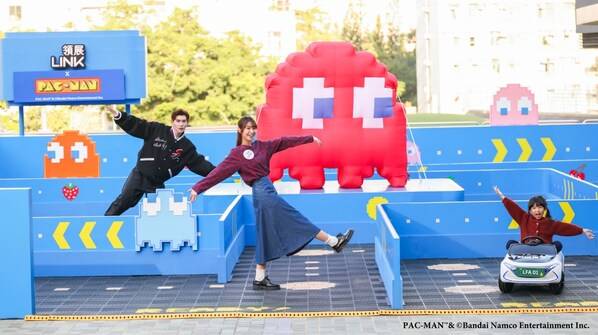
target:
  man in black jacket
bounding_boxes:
[105,106,215,216]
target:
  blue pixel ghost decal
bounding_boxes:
[135,189,198,251]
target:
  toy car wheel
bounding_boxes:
[498,278,513,293]
[548,272,564,295]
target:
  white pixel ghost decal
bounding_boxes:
[135,189,198,251]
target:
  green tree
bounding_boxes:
[134,8,275,125]
[376,26,416,104]
[368,16,386,58]
[341,2,364,50]
[94,0,149,31]
[0,107,41,133]
[295,7,340,51]
[93,2,276,126]
[338,0,417,105]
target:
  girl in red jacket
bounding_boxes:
[494,186,594,252]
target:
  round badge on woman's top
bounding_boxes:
[243,149,254,160]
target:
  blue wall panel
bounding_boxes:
[1,124,596,182]
[0,188,34,318]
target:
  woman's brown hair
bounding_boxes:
[236,116,257,146]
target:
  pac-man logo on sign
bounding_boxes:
[52,220,124,250]
[35,78,100,94]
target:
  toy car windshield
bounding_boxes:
[508,243,557,257]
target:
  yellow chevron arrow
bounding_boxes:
[107,221,124,249]
[491,139,507,163]
[541,137,556,161]
[52,221,70,249]
[508,219,519,230]
[79,221,96,249]
[559,202,575,223]
[516,138,532,162]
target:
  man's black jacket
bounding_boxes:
[115,112,215,184]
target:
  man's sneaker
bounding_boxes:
[332,229,354,253]
[252,276,280,290]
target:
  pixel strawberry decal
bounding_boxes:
[62,183,79,201]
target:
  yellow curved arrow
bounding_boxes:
[508,219,519,230]
[491,139,507,163]
[541,137,556,161]
[79,221,96,249]
[52,221,70,249]
[107,221,124,249]
[559,202,575,223]
[516,138,532,162]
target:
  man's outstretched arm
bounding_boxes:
[107,105,160,139]
[187,150,215,176]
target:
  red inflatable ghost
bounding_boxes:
[257,42,407,189]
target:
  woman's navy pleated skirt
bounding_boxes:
[252,176,320,264]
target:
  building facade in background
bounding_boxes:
[417,0,598,115]
[576,0,598,48]
[0,0,409,61]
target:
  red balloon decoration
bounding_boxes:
[257,42,407,189]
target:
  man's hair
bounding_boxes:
[171,109,190,122]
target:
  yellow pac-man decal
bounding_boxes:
[366,196,389,220]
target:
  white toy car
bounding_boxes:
[498,236,564,294]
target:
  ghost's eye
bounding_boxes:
[293,77,334,129]
[71,141,88,163]
[47,141,64,163]
[353,77,393,129]
[313,97,334,119]
[517,96,531,115]
[497,97,510,115]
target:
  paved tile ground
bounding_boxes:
[5,245,598,334]
[33,245,598,315]
[35,244,389,315]
[401,256,598,310]
[3,314,598,335]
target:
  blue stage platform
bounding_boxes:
[2,123,598,318]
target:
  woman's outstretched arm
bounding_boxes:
[189,149,242,201]
[268,135,319,153]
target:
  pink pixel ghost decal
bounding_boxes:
[257,42,408,189]
[490,84,539,126]
[406,141,421,166]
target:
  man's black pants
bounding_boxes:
[104,168,162,216]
